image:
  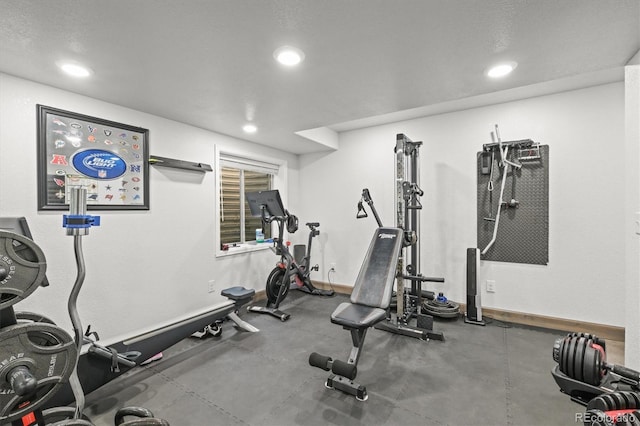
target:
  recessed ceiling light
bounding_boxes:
[273,46,305,66]
[57,61,93,78]
[487,61,517,78]
[243,124,257,133]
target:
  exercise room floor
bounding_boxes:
[83,292,607,425]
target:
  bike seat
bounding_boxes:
[306,222,320,228]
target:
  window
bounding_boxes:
[217,152,284,250]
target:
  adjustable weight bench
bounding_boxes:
[308,227,403,401]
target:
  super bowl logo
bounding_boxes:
[72,149,127,180]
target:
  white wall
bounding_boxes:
[1,72,633,361]
[300,83,626,328]
[0,73,299,343]
[624,62,640,369]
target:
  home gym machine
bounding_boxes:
[357,134,445,340]
[551,332,640,425]
[0,188,257,425]
[307,134,445,401]
[246,190,333,322]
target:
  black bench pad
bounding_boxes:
[221,286,255,300]
[331,302,387,329]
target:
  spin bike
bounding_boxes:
[246,190,334,321]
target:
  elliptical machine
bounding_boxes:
[246,190,333,322]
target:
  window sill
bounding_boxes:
[216,241,273,258]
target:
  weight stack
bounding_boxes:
[464,248,485,326]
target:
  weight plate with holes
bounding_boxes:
[0,323,77,423]
[15,311,56,325]
[265,267,289,304]
[422,299,460,318]
[0,230,47,311]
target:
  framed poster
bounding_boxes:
[37,105,149,210]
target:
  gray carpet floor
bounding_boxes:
[83,292,580,425]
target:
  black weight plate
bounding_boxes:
[574,337,587,382]
[560,336,572,376]
[565,336,578,379]
[0,231,47,310]
[627,392,640,409]
[583,344,600,386]
[592,343,607,383]
[265,267,289,304]
[0,323,77,423]
[618,391,633,410]
[422,300,460,318]
[609,391,628,410]
[600,394,617,411]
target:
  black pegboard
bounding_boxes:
[477,145,549,265]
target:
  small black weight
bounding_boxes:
[563,336,576,377]
[564,335,577,377]
[574,337,587,382]
[0,322,77,423]
[0,230,47,310]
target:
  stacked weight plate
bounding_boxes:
[0,230,77,424]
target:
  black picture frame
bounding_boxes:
[37,105,150,210]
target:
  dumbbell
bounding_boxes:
[553,333,640,387]
[583,391,640,425]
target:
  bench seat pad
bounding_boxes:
[331,302,387,329]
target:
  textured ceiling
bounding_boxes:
[0,1,638,154]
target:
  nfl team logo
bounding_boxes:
[99,169,107,178]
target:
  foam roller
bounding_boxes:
[309,352,332,371]
[332,359,357,380]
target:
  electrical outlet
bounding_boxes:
[486,280,496,293]
[208,280,216,293]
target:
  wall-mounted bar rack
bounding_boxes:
[149,155,213,172]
